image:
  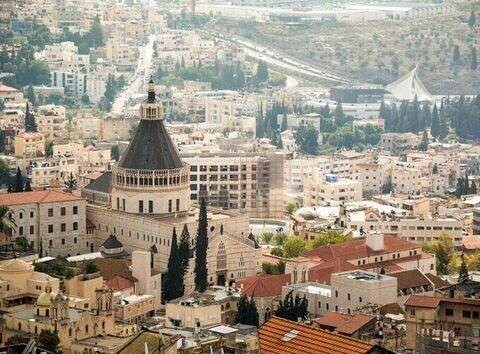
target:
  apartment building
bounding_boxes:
[405,294,480,352]
[0,84,25,108]
[182,152,284,218]
[284,270,398,317]
[0,190,89,257]
[105,35,138,68]
[14,132,45,159]
[391,162,423,195]
[380,132,419,156]
[72,111,102,139]
[352,161,392,195]
[204,93,259,125]
[36,104,66,139]
[304,173,362,206]
[114,294,155,324]
[50,70,87,97]
[43,41,90,72]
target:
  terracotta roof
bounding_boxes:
[0,190,82,206]
[389,268,431,290]
[105,275,134,291]
[0,84,19,93]
[404,295,441,308]
[237,273,291,298]
[77,258,137,283]
[259,316,376,354]
[378,303,405,316]
[309,259,358,285]
[425,273,450,289]
[302,235,418,262]
[314,312,375,335]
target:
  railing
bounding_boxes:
[112,165,190,191]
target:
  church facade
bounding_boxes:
[84,80,261,291]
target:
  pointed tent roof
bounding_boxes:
[385,66,432,102]
[101,234,123,249]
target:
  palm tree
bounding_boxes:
[0,206,15,240]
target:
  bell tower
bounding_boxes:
[95,283,113,315]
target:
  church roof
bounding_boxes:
[101,234,123,249]
[385,66,432,102]
[83,171,112,194]
[118,119,184,170]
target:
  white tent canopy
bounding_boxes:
[385,66,433,102]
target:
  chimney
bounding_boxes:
[365,232,384,251]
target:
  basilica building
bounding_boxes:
[83,80,261,291]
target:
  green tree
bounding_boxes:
[37,330,61,354]
[236,295,259,326]
[165,227,183,301]
[281,113,288,132]
[256,107,264,138]
[45,139,54,157]
[256,60,269,83]
[26,84,36,106]
[305,231,352,250]
[24,179,32,192]
[469,10,476,28]
[178,224,190,277]
[283,237,306,258]
[471,47,478,70]
[261,232,274,244]
[431,103,440,138]
[85,260,98,274]
[334,101,346,126]
[453,45,461,64]
[418,129,429,151]
[111,145,120,161]
[285,202,298,214]
[270,247,284,257]
[274,232,287,246]
[276,290,308,321]
[194,199,208,292]
[25,103,37,132]
[294,123,318,155]
[86,15,104,47]
[14,167,24,193]
[423,232,454,275]
[458,253,469,282]
[0,98,4,112]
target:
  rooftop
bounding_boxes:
[314,312,375,335]
[0,190,82,206]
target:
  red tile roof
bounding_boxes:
[259,316,376,354]
[105,274,134,291]
[404,295,442,308]
[0,84,19,93]
[302,235,419,262]
[237,273,291,298]
[314,312,375,335]
[389,268,431,290]
[425,273,450,289]
[86,218,95,229]
[308,259,358,285]
[462,235,480,250]
[0,190,82,206]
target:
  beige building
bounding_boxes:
[36,104,66,140]
[83,81,261,293]
[14,132,45,159]
[0,190,89,257]
[304,173,362,206]
[380,132,419,156]
[182,152,284,219]
[204,93,259,126]
[114,294,155,324]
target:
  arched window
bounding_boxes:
[217,242,227,270]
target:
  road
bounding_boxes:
[204,30,349,84]
[111,33,157,115]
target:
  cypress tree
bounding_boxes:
[334,101,345,127]
[194,199,208,292]
[453,45,460,64]
[165,228,182,301]
[24,179,32,192]
[469,10,476,29]
[471,47,478,70]
[178,224,190,275]
[25,103,37,133]
[236,295,259,327]
[26,84,36,106]
[280,112,288,132]
[418,129,429,151]
[255,107,264,139]
[14,167,23,193]
[431,103,440,138]
[471,180,477,194]
[465,169,470,195]
[458,253,469,282]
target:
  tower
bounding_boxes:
[95,283,113,315]
[111,79,190,215]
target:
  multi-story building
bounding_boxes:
[182,152,284,218]
[304,173,362,206]
[391,162,423,195]
[43,41,90,72]
[36,104,66,139]
[380,132,419,156]
[50,70,87,97]
[0,190,89,257]
[14,132,45,159]
[72,111,102,139]
[204,93,259,126]
[405,294,480,353]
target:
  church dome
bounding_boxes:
[0,259,33,272]
[37,282,57,307]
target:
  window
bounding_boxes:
[29,225,34,234]
[359,297,362,303]
[176,198,180,211]
[463,310,471,318]
[445,308,454,316]
[410,309,416,316]
[326,303,329,310]
[473,311,479,319]
[347,293,351,301]
[48,224,53,233]
[61,207,66,216]
[318,301,321,309]
[19,226,23,236]
[49,240,52,247]
[61,223,66,232]
[73,206,78,215]
[168,200,172,212]
[48,208,53,217]
[335,290,338,298]
[74,237,77,244]
[19,212,23,219]
[73,222,78,231]
[149,200,153,213]
[30,211,34,218]
[139,200,143,213]
[61,238,65,245]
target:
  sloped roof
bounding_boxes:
[0,190,82,206]
[77,258,137,283]
[0,84,19,93]
[105,275,134,291]
[385,66,432,102]
[259,316,378,354]
[118,119,184,170]
[101,234,123,249]
[302,235,418,262]
[83,171,112,194]
[404,295,442,308]
[314,312,375,335]
[237,273,291,298]
[309,259,358,285]
[425,273,450,289]
[389,268,431,290]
